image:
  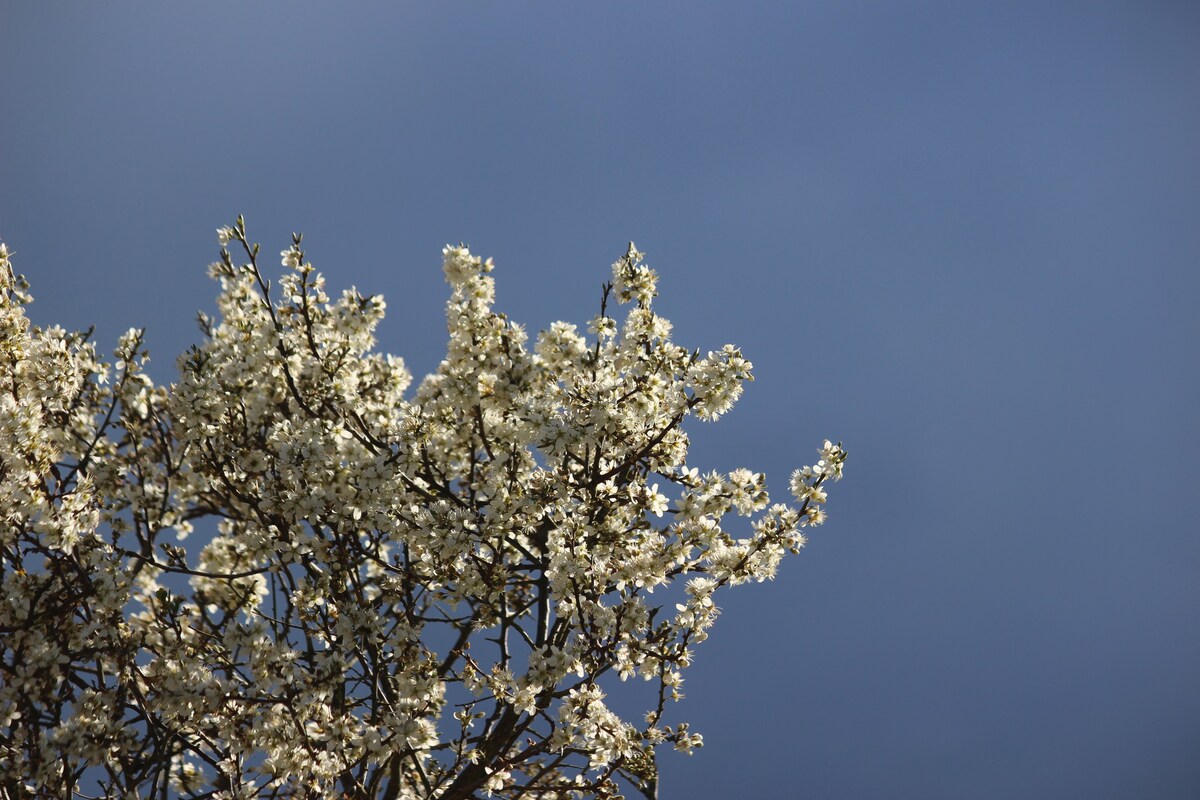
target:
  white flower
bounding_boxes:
[281,245,303,269]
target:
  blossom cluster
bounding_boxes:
[0,224,845,799]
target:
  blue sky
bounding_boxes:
[3,2,1198,797]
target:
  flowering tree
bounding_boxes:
[0,220,845,799]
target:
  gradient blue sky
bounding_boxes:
[3,3,1198,797]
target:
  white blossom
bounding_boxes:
[0,224,845,799]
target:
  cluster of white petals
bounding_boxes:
[0,223,844,799]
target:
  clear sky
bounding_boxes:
[3,2,1199,797]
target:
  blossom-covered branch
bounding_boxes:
[0,225,845,799]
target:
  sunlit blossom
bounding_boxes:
[0,224,844,798]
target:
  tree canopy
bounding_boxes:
[0,221,845,799]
